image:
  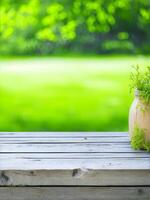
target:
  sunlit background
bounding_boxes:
[0,0,150,131]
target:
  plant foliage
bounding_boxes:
[131,126,150,151]
[130,66,150,104]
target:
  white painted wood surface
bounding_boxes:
[0,132,150,187]
[0,132,150,200]
[0,187,150,200]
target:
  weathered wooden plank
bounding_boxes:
[0,132,128,137]
[0,132,149,188]
[0,143,139,153]
[0,137,129,143]
[0,187,150,200]
[0,157,150,170]
[0,152,150,159]
[0,170,150,186]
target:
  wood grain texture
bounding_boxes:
[0,132,128,137]
[1,157,150,170]
[0,132,150,186]
[0,143,142,152]
[0,137,129,143]
[0,170,150,186]
[0,187,150,200]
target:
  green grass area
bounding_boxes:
[0,56,149,131]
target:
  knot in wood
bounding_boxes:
[72,168,90,178]
[0,171,9,184]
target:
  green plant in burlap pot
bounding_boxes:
[129,66,150,151]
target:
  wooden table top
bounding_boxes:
[0,132,150,186]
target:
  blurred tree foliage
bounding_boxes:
[0,0,150,55]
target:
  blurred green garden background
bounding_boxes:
[0,0,150,131]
